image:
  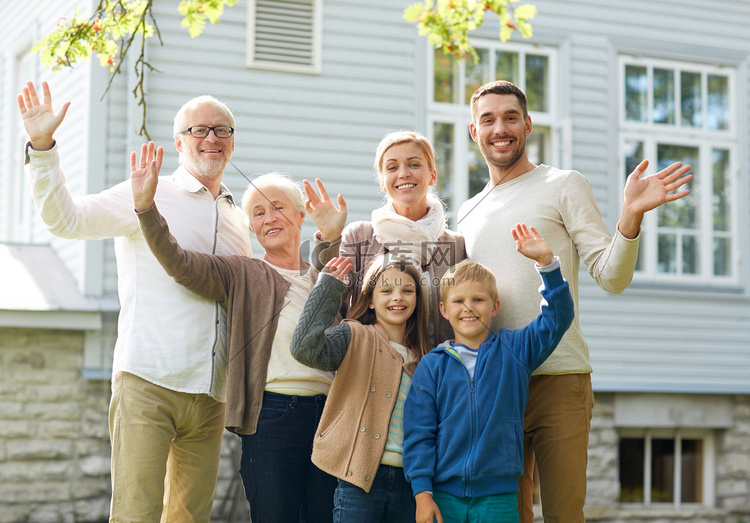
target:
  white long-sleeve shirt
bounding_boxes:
[26,144,252,400]
[458,164,638,375]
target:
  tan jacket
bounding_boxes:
[311,320,417,492]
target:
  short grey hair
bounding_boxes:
[240,172,305,228]
[173,95,235,137]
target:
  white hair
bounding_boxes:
[240,172,305,228]
[173,95,235,137]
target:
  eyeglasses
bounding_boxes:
[180,126,235,138]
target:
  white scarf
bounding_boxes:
[370,193,447,267]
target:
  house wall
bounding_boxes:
[0,325,249,522]
[587,393,750,522]
[0,327,110,522]
[1,0,749,521]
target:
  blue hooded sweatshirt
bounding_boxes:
[403,266,574,498]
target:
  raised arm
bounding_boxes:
[130,141,164,212]
[130,144,235,304]
[290,258,353,371]
[618,160,693,239]
[511,261,574,370]
[304,178,347,243]
[17,81,70,151]
[18,81,141,240]
[512,223,554,267]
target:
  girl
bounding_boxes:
[290,254,431,523]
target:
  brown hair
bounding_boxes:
[347,255,432,360]
[470,80,528,122]
[440,259,499,305]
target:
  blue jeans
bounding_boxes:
[333,464,416,523]
[239,391,337,523]
[433,490,518,523]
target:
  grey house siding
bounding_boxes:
[140,0,426,231]
[1,0,749,519]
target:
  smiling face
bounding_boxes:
[469,93,533,184]
[440,279,500,349]
[379,142,437,221]
[369,267,418,339]
[247,186,304,255]
[175,103,235,181]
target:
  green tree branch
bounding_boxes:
[33,0,237,139]
[404,0,537,62]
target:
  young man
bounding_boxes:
[403,224,574,523]
[17,81,252,521]
[457,80,693,522]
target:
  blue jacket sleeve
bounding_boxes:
[403,357,439,495]
[507,266,575,370]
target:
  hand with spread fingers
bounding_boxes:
[321,256,352,284]
[619,159,693,238]
[512,223,554,267]
[130,142,165,212]
[303,178,347,242]
[17,81,71,152]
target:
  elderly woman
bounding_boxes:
[308,130,466,346]
[130,144,337,523]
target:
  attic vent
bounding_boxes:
[247,0,322,74]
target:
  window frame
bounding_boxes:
[618,55,737,285]
[618,428,715,508]
[6,48,37,243]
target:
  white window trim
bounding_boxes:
[618,56,737,285]
[428,39,557,123]
[246,0,322,75]
[5,47,37,243]
[618,56,736,135]
[618,427,715,508]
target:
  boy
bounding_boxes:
[403,223,574,523]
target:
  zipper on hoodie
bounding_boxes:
[444,346,478,498]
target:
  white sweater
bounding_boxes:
[458,164,638,375]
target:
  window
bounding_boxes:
[620,57,735,282]
[246,0,322,74]
[7,49,37,242]
[619,429,714,507]
[429,41,556,223]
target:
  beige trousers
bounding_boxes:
[517,374,594,523]
[108,372,225,522]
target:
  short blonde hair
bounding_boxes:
[440,260,498,305]
[373,131,436,187]
[240,172,305,228]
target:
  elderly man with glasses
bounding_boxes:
[18,81,253,522]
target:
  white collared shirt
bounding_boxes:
[26,144,252,400]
